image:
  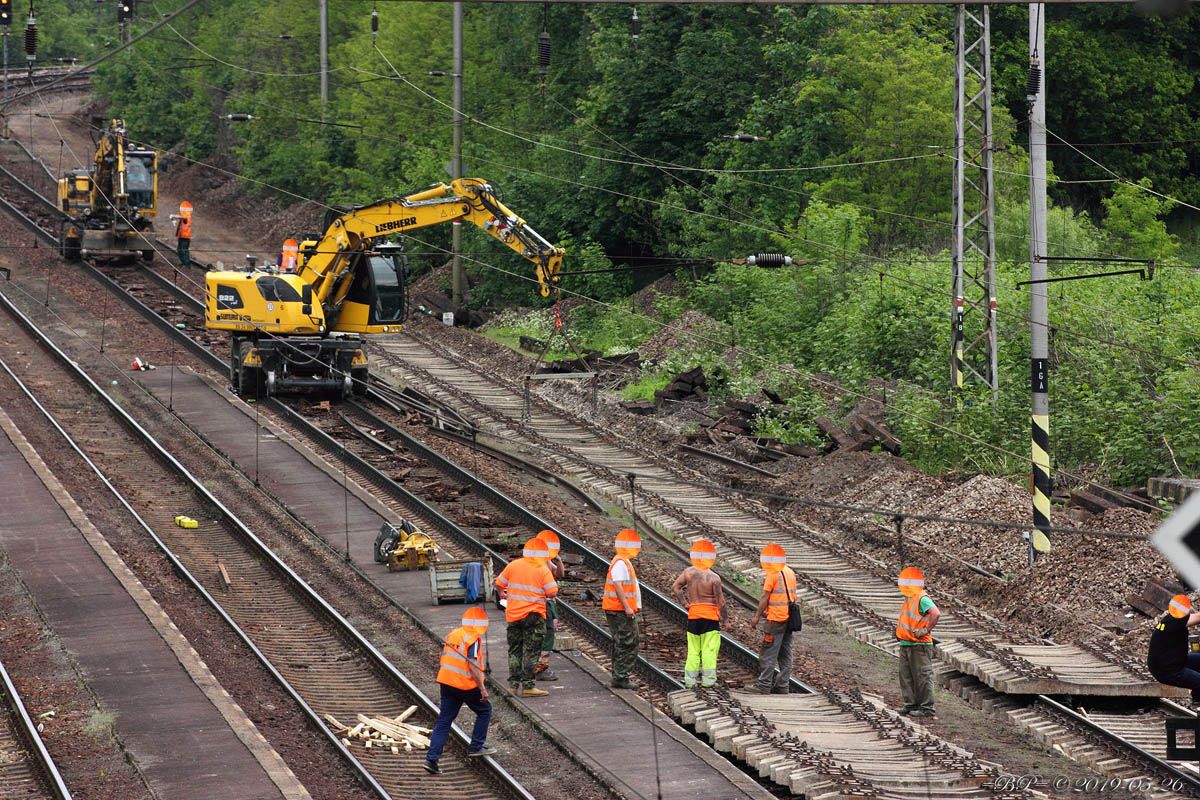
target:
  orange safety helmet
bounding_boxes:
[760,543,786,573]
[898,566,925,597]
[1169,594,1192,619]
[615,528,641,557]
[461,606,490,631]
[178,200,193,216]
[522,537,550,562]
[537,529,561,558]
[690,539,716,570]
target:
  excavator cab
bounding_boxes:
[124,150,157,216]
[341,243,407,330]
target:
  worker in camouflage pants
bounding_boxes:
[604,529,643,689]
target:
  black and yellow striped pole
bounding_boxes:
[1027,4,1051,563]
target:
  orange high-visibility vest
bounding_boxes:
[763,566,797,623]
[896,591,934,643]
[176,215,192,239]
[437,627,485,690]
[495,557,558,623]
[688,601,720,621]
[603,556,641,613]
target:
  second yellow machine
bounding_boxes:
[205,178,564,398]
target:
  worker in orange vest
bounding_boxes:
[672,539,726,688]
[168,200,193,267]
[749,543,797,694]
[895,566,940,717]
[604,529,643,689]
[423,607,495,775]
[533,529,565,682]
[495,537,559,697]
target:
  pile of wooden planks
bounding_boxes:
[1127,577,1189,618]
[654,366,708,403]
[324,708,431,753]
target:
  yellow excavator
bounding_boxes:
[56,118,158,263]
[205,178,564,398]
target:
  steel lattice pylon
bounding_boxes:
[951,4,998,397]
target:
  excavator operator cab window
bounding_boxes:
[346,249,405,325]
[125,153,155,210]
[255,276,303,303]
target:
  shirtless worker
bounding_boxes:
[671,539,726,688]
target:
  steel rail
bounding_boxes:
[0,657,73,800]
[1036,695,1200,793]
[0,289,536,800]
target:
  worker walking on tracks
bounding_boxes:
[604,529,643,689]
[1148,594,1200,703]
[534,530,565,682]
[424,607,496,775]
[750,543,798,694]
[168,200,193,268]
[495,537,559,698]
[673,539,726,688]
[895,566,940,717]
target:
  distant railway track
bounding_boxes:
[0,282,534,800]
[1,131,1197,798]
[0,657,72,800]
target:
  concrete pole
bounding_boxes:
[451,1,465,310]
[3,31,8,98]
[951,5,965,392]
[318,0,329,119]
[1028,3,1051,561]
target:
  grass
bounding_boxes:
[84,708,117,738]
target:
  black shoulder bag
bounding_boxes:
[783,571,803,632]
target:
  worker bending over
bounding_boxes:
[750,543,797,694]
[424,607,495,775]
[1148,594,1200,703]
[533,530,565,682]
[672,539,726,688]
[895,566,940,717]
[604,529,643,689]
[495,537,559,697]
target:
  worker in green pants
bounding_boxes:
[672,539,726,688]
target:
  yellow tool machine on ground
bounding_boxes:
[374,520,439,571]
[205,178,565,398]
[57,118,158,263]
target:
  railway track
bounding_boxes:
[0,287,533,800]
[0,657,71,800]
[0,134,1190,796]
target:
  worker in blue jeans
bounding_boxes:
[425,608,497,774]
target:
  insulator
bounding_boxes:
[746,254,792,268]
[370,8,379,37]
[1026,57,1041,101]
[630,7,640,45]
[537,30,551,75]
[23,15,37,59]
[226,113,254,122]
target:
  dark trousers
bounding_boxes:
[1154,652,1200,701]
[756,620,794,690]
[426,683,491,763]
[507,613,546,689]
[177,237,191,267]
[899,643,935,711]
[606,611,640,680]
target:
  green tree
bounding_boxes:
[1102,180,1180,261]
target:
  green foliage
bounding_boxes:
[1102,180,1180,261]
